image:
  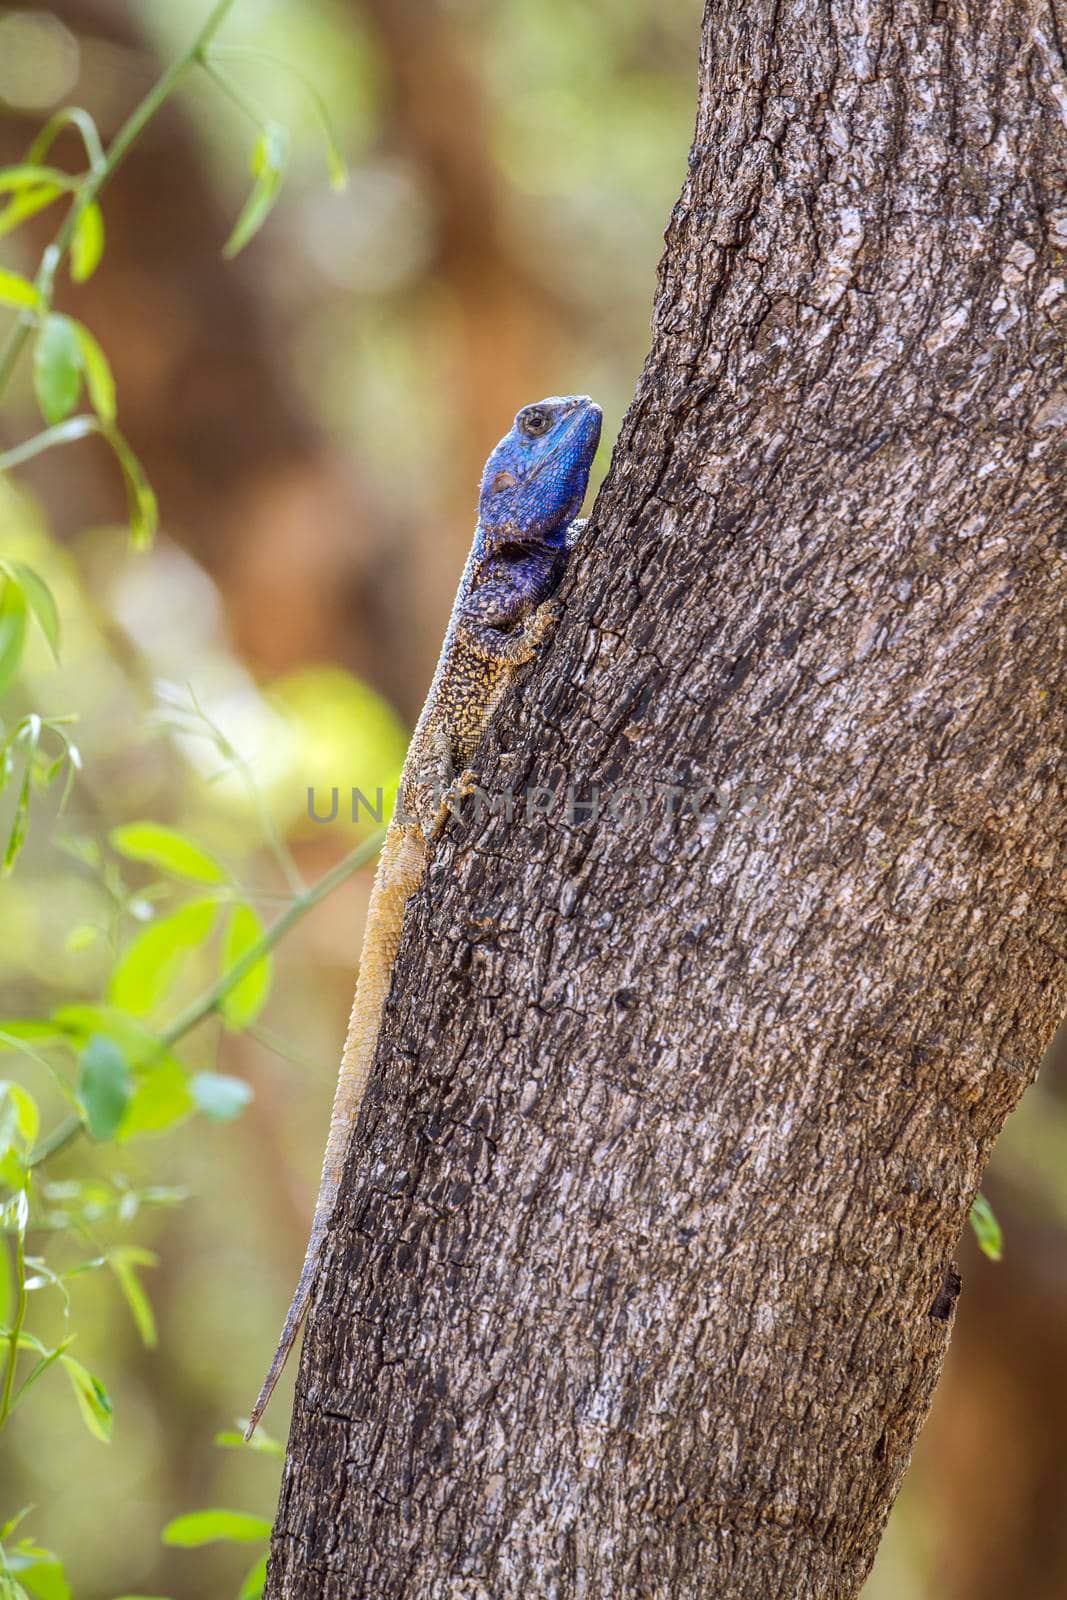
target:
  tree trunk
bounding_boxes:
[265,0,1066,1593]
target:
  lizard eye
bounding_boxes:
[520,407,551,437]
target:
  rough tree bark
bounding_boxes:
[265,0,1066,1594]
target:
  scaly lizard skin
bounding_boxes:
[246,395,602,1436]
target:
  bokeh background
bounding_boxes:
[0,3,1064,1597]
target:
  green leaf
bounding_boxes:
[219,904,271,1029]
[53,1004,163,1061]
[223,122,289,259]
[6,1541,71,1600]
[77,1036,131,1140]
[117,1056,194,1141]
[0,184,64,241]
[162,1510,271,1548]
[0,563,60,663]
[109,823,226,883]
[109,898,218,1016]
[9,1334,74,1411]
[0,165,77,250]
[969,1192,1003,1262]
[108,1247,158,1348]
[102,426,157,550]
[0,164,76,192]
[2,713,40,874]
[72,322,116,423]
[33,315,83,427]
[70,201,105,282]
[0,269,39,309]
[237,1551,268,1600]
[52,1006,194,1141]
[0,578,29,697]
[60,1354,112,1442]
[0,1081,40,1150]
[0,1021,62,1042]
[0,1080,39,1188]
[190,1072,252,1123]
[215,1423,284,1458]
[0,1508,32,1541]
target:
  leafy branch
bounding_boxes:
[26,827,385,1170]
[0,0,347,548]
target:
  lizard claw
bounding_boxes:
[513,599,559,661]
[430,769,479,837]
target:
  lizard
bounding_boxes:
[246,394,602,1437]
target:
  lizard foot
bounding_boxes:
[509,598,560,664]
[431,768,479,837]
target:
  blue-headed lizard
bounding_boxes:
[247,395,603,1435]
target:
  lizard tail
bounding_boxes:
[245,824,428,1440]
[245,1215,327,1438]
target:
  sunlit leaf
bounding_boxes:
[969,1192,1003,1262]
[162,1510,271,1547]
[219,904,271,1029]
[53,1005,164,1062]
[72,322,116,424]
[5,1538,72,1600]
[0,562,60,662]
[0,1080,38,1189]
[77,1036,131,1140]
[33,315,83,427]
[1,1190,29,1242]
[60,1355,112,1442]
[0,1020,64,1042]
[9,1334,74,1411]
[0,164,77,250]
[0,577,29,696]
[0,268,39,309]
[0,184,64,240]
[70,201,105,282]
[190,1072,252,1123]
[0,164,77,191]
[109,823,226,884]
[223,122,289,259]
[108,1247,158,1348]
[237,1551,268,1600]
[215,1422,284,1458]
[118,1056,194,1141]
[52,1006,195,1141]
[0,1507,33,1541]
[3,713,40,874]
[109,898,217,1016]
[102,426,157,549]
[0,1081,40,1150]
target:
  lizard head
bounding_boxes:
[478,395,602,549]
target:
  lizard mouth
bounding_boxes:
[493,540,530,562]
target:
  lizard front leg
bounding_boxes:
[455,596,560,666]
